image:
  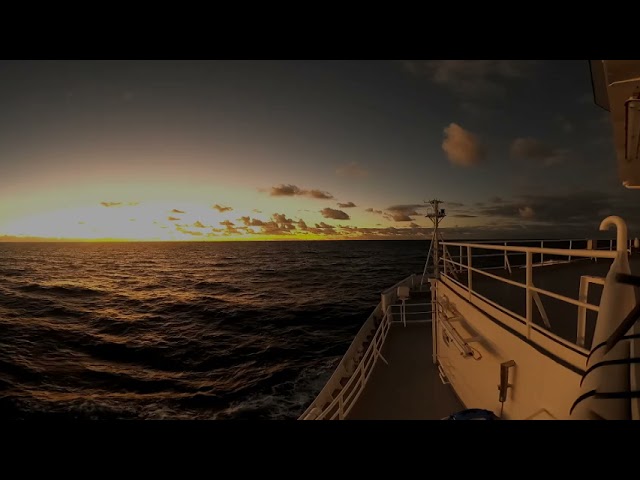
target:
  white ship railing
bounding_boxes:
[299,275,420,420]
[440,240,618,350]
[388,303,432,324]
[444,238,621,275]
[299,305,390,420]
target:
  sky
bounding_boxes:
[0,59,633,241]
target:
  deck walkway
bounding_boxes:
[347,323,463,420]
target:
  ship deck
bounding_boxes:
[346,255,640,420]
[450,255,640,349]
[346,323,464,420]
[317,254,640,420]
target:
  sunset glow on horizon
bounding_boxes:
[0,60,633,241]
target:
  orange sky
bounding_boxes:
[0,60,624,241]
[0,178,471,241]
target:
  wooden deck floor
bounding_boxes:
[346,323,464,420]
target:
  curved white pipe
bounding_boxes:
[599,216,628,253]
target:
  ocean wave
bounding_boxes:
[17,283,104,297]
[0,240,429,419]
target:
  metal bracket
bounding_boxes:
[498,360,516,403]
[437,364,450,385]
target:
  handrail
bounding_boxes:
[315,307,392,420]
[300,273,425,420]
[439,239,610,349]
[442,241,618,259]
[300,302,396,420]
[466,237,594,244]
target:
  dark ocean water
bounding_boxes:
[0,240,435,420]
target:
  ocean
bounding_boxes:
[0,240,434,420]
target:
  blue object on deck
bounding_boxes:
[444,408,499,420]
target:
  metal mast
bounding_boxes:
[421,199,446,285]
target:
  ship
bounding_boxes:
[299,60,640,420]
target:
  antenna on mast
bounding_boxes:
[420,199,450,286]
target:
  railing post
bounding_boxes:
[503,242,507,270]
[610,239,613,251]
[467,246,473,301]
[541,240,544,265]
[526,251,532,339]
[459,245,463,270]
[568,240,572,262]
[576,276,588,347]
[430,279,437,365]
[339,394,344,419]
[443,248,448,276]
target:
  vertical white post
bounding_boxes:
[443,246,448,276]
[430,279,437,365]
[421,236,434,287]
[568,240,572,262]
[467,246,473,301]
[459,245,463,268]
[576,277,588,347]
[504,242,507,270]
[610,239,613,251]
[541,240,544,265]
[526,251,532,339]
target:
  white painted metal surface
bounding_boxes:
[301,219,636,420]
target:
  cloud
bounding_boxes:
[387,204,422,213]
[308,189,334,200]
[452,214,477,218]
[168,216,180,221]
[365,208,383,214]
[510,137,572,166]
[447,202,465,208]
[270,184,305,196]
[100,201,139,207]
[171,209,185,214]
[390,214,414,222]
[238,216,265,227]
[465,190,640,234]
[489,196,503,203]
[272,213,294,225]
[244,213,298,235]
[179,230,203,236]
[336,162,368,178]
[252,209,262,213]
[193,221,206,228]
[402,60,535,97]
[320,208,350,220]
[384,204,424,222]
[218,220,241,235]
[518,206,535,219]
[337,201,357,208]
[268,184,334,200]
[442,123,487,167]
[213,204,233,212]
